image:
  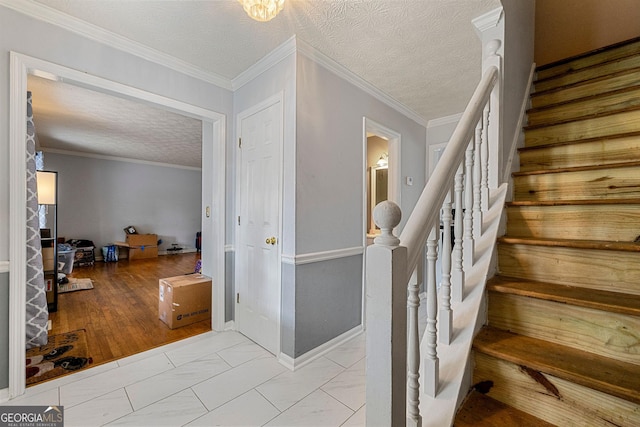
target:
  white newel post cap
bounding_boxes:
[373,201,401,247]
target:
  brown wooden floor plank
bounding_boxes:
[455,390,556,427]
[43,253,211,375]
[474,327,640,405]
[488,276,640,317]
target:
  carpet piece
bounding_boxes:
[58,278,94,293]
[26,329,92,386]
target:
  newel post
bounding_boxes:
[366,201,407,427]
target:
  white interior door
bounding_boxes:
[236,100,281,355]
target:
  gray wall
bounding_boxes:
[0,5,233,392]
[44,153,202,253]
[501,0,536,167]
[296,54,427,252]
[290,53,427,358]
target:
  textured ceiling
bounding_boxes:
[25,0,501,167]
[28,75,203,168]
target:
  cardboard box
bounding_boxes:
[126,234,157,247]
[129,245,158,260]
[159,274,212,329]
[42,247,55,271]
[118,234,158,260]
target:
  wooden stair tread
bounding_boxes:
[498,236,640,252]
[524,104,640,132]
[488,276,640,317]
[531,67,640,100]
[454,390,555,427]
[512,159,640,177]
[526,86,640,128]
[506,198,640,207]
[536,36,640,75]
[518,131,640,152]
[474,326,640,405]
[534,55,640,89]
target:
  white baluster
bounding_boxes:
[463,141,474,270]
[424,224,439,397]
[407,274,422,427]
[366,201,407,426]
[481,104,490,212]
[452,163,464,302]
[439,193,453,345]
[473,120,483,239]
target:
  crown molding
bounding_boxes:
[296,38,428,128]
[232,35,297,90]
[41,147,202,171]
[427,112,463,129]
[0,0,233,90]
[472,7,504,36]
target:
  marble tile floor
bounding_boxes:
[6,330,367,427]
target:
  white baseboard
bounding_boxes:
[0,387,8,403]
[278,325,364,371]
[224,320,235,331]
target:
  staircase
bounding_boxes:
[456,38,640,426]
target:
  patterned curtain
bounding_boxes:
[26,91,49,349]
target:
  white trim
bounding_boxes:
[9,50,28,400]
[0,388,8,404]
[297,38,427,128]
[8,52,226,399]
[224,320,236,331]
[0,0,232,90]
[0,261,9,273]
[364,118,402,211]
[503,62,536,185]
[472,7,504,35]
[278,325,363,371]
[232,36,297,90]
[427,112,463,129]
[41,148,202,171]
[224,245,234,253]
[281,246,364,265]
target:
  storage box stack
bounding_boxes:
[158,274,212,329]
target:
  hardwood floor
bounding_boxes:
[45,252,212,372]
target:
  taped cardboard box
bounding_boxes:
[114,234,158,260]
[159,274,212,329]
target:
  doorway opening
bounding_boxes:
[362,118,401,325]
[8,52,226,398]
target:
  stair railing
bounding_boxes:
[365,39,502,426]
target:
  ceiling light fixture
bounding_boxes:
[239,0,285,22]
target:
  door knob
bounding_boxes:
[265,237,277,245]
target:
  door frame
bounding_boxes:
[234,93,284,356]
[8,52,226,398]
[362,117,401,327]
